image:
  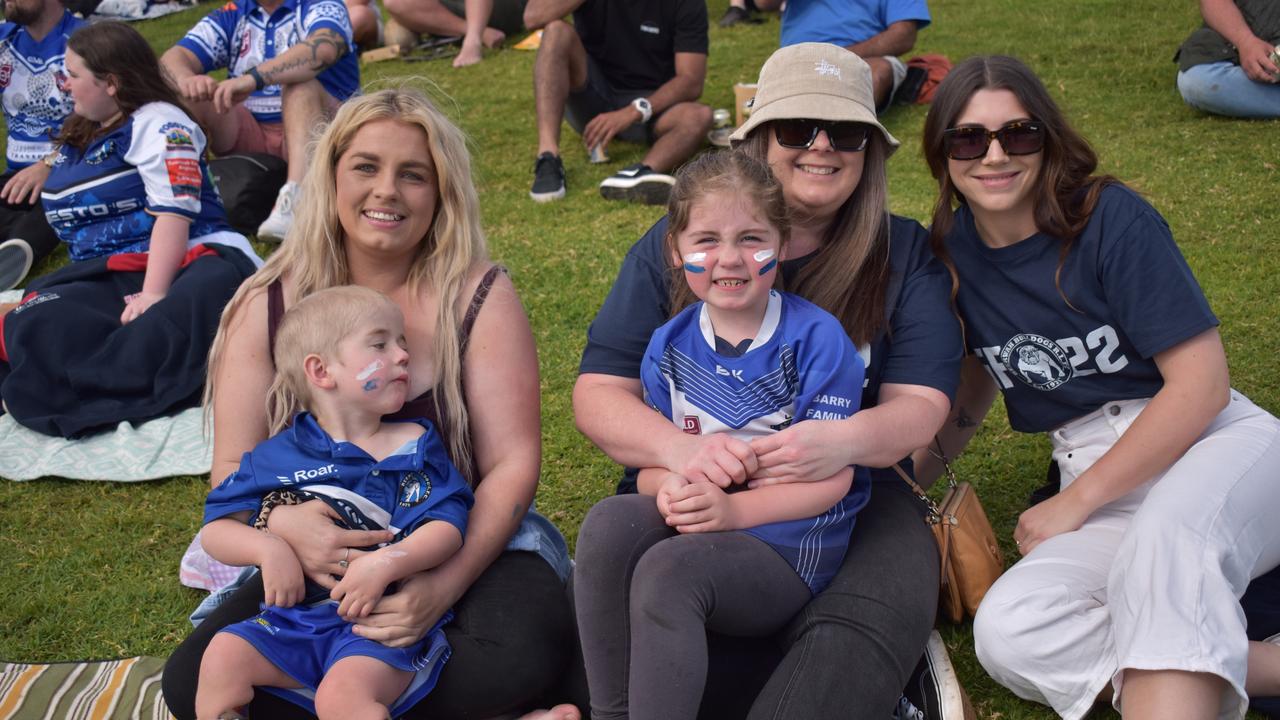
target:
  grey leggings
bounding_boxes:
[574,494,813,720]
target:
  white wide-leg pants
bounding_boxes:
[973,390,1280,720]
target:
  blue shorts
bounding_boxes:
[220,601,452,715]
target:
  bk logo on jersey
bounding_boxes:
[682,415,702,435]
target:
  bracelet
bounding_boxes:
[254,489,303,531]
[247,66,266,92]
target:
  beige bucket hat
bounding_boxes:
[729,42,899,153]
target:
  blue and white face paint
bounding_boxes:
[753,249,777,276]
[356,359,384,392]
[683,252,708,274]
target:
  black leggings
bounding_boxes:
[575,494,813,720]
[162,551,576,720]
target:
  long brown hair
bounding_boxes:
[663,151,791,313]
[57,21,192,150]
[922,55,1116,306]
[736,127,892,346]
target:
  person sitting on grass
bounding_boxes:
[197,285,474,720]
[160,0,359,241]
[1175,0,1279,118]
[523,0,713,205]
[0,21,259,439]
[0,0,84,291]
[575,150,868,720]
[382,0,526,67]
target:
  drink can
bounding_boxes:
[589,143,609,163]
[712,108,731,128]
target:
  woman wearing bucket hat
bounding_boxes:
[573,43,965,720]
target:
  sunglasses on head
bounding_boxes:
[942,120,1046,161]
[773,119,872,152]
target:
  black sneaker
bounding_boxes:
[599,164,675,205]
[718,4,760,26]
[0,238,34,291]
[530,152,566,202]
[899,631,971,720]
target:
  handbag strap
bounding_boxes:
[891,462,941,521]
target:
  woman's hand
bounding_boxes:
[0,162,51,205]
[259,534,306,608]
[748,419,851,487]
[668,433,757,488]
[119,291,165,324]
[1012,485,1095,556]
[331,552,395,620]
[266,500,393,587]
[664,481,741,533]
[351,568,458,647]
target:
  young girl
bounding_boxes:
[196,286,474,720]
[918,55,1280,719]
[574,151,868,720]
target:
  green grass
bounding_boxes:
[2,0,1278,717]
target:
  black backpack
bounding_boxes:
[209,153,288,236]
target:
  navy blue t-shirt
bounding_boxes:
[946,184,1219,433]
[579,213,962,487]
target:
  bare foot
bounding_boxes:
[481,27,506,48]
[453,39,484,67]
[515,704,580,720]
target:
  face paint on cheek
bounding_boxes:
[682,252,707,274]
[357,359,385,392]
[753,249,777,276]
[362,379,379,392]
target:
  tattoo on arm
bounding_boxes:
[259,29,348,85]
[954,408,977,429]
[511,503,525,519]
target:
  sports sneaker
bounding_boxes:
[257,181,298,242]
[530,152,566,202]
[900,630,973,720]
[0,238,34,291]
[599,164,675,205]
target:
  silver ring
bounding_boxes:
[338,559,349,569]
[338,548,350,568]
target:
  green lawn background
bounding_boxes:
[1,1,1277,717]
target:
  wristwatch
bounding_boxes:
[631,97,653,123]
[40,153,57,169]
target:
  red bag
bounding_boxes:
[906,54,953,104]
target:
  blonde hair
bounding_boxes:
[663,151,791,314]
[206,88,488,478]
[267,286,398,434]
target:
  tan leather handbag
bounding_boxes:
[895,445,1005,624]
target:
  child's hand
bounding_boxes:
[120,291,165,324]
[665,481,741,533]
[260,536,306,607]
[655,472,692,519]
[331,551,395,620]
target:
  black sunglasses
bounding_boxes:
[773,119,872,152]
[942,120,1046,161]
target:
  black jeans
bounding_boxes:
[0,170,60,264]
[162,551,576,720]
[565,481,940,720]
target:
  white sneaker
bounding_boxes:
[257,182,298,243]
[0,238,34,291]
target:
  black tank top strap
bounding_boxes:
[267,279,285,369]
[459,264,505,356]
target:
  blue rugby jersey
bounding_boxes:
[0,11,84,169]
[40,102,234,262]
[641,290,868,593]
[175,0,358,124]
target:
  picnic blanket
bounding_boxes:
[88,0,196,21]
[0,408,211,482]
[0,657,172,720]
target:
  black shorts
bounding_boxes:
[565,55,659,145]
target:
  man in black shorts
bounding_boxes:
[524,0,712,205]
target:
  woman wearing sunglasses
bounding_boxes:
[918,54,1280,719]
[573,42,963,719]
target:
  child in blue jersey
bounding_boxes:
[574,151,868,720]
[918,56,1280,720]
[196,285,474,720]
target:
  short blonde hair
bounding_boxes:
[207,88,488,476]
[267,286,398,434]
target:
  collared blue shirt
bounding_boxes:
[0,11,84,169]
[206,413,473,540]
[175,0,358,124]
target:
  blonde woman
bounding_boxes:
[162,88,577,720]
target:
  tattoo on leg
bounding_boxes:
[955,408,976,428]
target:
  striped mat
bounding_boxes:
[0,657,173,720]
